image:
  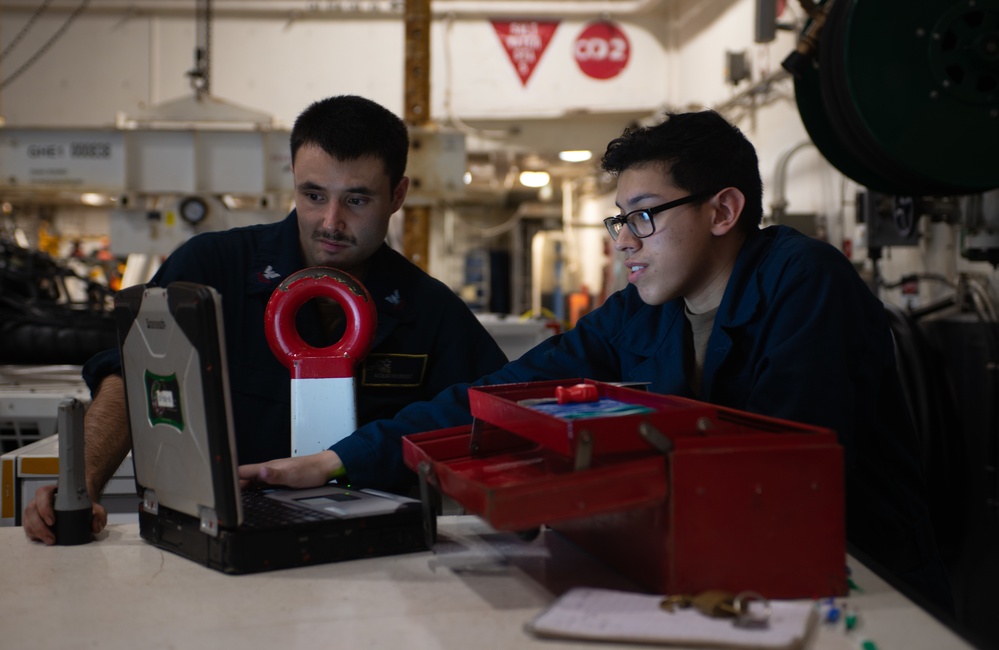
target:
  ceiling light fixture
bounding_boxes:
[558,150,593,163]
[80,193,108,206]
[519,170,550,188]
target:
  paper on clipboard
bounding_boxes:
[526,587,816,649]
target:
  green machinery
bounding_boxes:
[786,0,998,197]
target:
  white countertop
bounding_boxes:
[0,516,972,650]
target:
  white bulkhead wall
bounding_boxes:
[1,0,993,306]
[0,5,671,127]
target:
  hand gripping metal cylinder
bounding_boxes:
[54,398,93,545]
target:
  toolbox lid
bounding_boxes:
[467,379,834,462]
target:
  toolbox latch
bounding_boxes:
[469,417,485,455]
[638,422,674,455]
[574,430,593,470]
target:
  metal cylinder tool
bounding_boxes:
[265,268,377,457]
[54,398,93,545]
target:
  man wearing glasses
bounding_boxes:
[243,109,952,614]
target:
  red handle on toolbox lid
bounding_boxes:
[555,383,598,404]
[264,267,377,379]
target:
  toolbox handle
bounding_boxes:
[574,430,593,470]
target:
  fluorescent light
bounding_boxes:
[519,170,550,188]
[80,192,108,206]
[559,150,592,163]
[463,171,472,185]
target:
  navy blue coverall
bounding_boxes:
[334,224,952,612]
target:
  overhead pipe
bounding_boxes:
[0,0,666,19]
[433,0,664,17]
[769,140,815,224]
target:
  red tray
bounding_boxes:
[403,424,668,532]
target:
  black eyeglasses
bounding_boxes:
[603,191,716,240]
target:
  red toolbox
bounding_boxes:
[402,379,847,599]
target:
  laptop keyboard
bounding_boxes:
[240,491,330,528]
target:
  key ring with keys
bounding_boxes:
[660,589,772,629]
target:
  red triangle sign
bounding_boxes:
[491,20,559,87]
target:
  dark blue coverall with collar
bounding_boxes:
[84,211,508,480]
[335,224,952,613]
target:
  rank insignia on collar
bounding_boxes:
[256,265,281,283]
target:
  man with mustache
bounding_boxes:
[23,95,508,543]
[242,109,953,615]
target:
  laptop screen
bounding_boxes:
[116,282,242,529]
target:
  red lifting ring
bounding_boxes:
[264,267,377,380]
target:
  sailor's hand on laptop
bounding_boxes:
[238,450,344,489]
[23,484,108,545]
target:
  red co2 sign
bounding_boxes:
[574,22,630,80]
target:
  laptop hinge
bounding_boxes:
[199,506,219,537]
[142,488,159,515]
